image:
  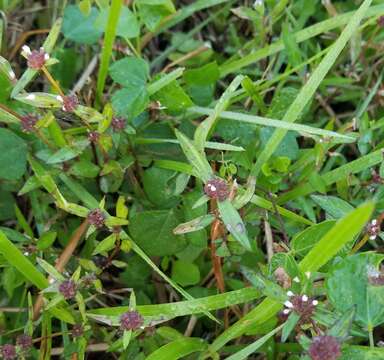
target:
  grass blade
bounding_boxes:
[219,3,383,77]
[209,201,374,352]
[251,0,372,178]
[189,107,356,143]
[226,324,284,360]
[145,338,206,360]
[96,0,123,104]
[0,230,48,289]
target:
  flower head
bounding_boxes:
[111,117,126,132]
[282,293,318,323]
[27,48,48,69]
[71,324,84,338]
[120,311,144,331]
[308,335,341,360]
[16,334,32,351]
[60,94,79,112]
[204,178,229,202]
[367,219,380,240]
[59,279,77,300]
[1,344,16,360]
[88,131,100,143]
[20,114,38,132]
[87,209,105,229]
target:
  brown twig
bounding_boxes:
[161,45,210,73]
[33,219,89,320]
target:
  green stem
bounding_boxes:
[95,0,123,107]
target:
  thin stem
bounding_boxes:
[41,65,65,97]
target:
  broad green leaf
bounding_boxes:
[291,220,336,257]
[326,253,384,327]
[0,128,27,180]
[217,199,251,251]
[111,86,149,118]
[311,195,355,219]
[96,6,139,38]
[129,210,186,256]
[0,231,48,290]
[145,338,206,360]
[137,0,176,31]
[62,5,102,44]
[109,57,149,87]
[171,260,200,287]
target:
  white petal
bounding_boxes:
[312,300,318,306]
[56,95,64,102]
[286,291,294,297]
[22,45,31,54]
[302,295,308,302]
[283,309,290,315]
[284,301,293,308]
[293,276,300,283]
[372,219,377,225]
[370,235,377,240]
[44,53,50,61]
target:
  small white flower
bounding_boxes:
[283,309,291,315]
[9,70,16,79]
[370,235,377,240]
[56,95,64,102]
[44,53,50,61]
[302,294,308,302]
[312,300,318,306]
[284,300,293,308]
[49,278,55,284]
[372,219,378,226]
[305,271,311,279]
[26,94,36,100]
[286,291,294,297]
[23,251,29,256]
[209,184,217,192]
[293,276,300,283]
[22,45,31,55]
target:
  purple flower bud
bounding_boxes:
[308,336,341,360]
[62,95,79,112]
[378,16,384,27]
[71,324,84,338]
[1,344,16,360]
[59,279,77,300]
[27,49,46,69]
[16,334,32,350]
[204,178,229,202]
[20,114,38,132]
[88,131,100,143]
[120,311,144,331]
[111,117,126,132]
[285,295,317,324]
[87,209,105,229]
